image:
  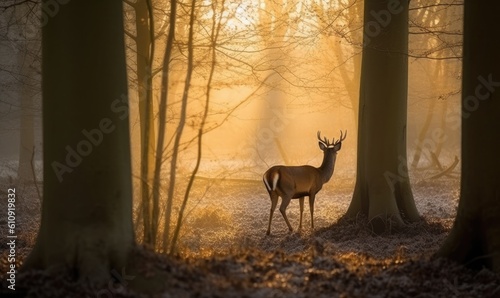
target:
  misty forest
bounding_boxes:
[1,0,500,297]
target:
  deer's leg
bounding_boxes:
[309,194,316,230]
[267,192,279,235]
[279,196,293,232]
[299,197,304,231]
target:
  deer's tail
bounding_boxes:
[263,170,279,192]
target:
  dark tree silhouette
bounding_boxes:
[123,0,157,246]
[436,0,500,272]
[23,0,135,283]
[345,0,420,231]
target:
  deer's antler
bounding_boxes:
[334,130,347,145]
[317,131,332,146]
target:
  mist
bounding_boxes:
[3,1,499,297]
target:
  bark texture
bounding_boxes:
[436,0,500,272]
[23,0,134,283]
[345,0,420,231]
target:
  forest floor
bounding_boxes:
[1,175,500,297]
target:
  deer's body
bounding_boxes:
[264,131,345,235]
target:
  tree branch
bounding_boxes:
[0,0,37,11]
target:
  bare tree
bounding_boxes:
[0,2,41,183]
[123,0,158,246]
[16,22,39,183]
[409,0,463,170]
[169,0,226,254]
[152,0,177,250]
[313,0,363,122]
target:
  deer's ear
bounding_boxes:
[319,141,327,150]
[334,142,342,151]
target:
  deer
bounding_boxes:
[263,130,346,235]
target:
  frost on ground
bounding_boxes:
[179,177,458,259]
[2,175,500,297]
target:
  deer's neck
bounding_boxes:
[318,151,336,183]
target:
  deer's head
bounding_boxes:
[317,130,347,153]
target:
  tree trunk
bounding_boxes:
[345,0,420,232]
[255,0,290,164]
[23,0,134,283]
[133,0,157,246]
[410,93,437,169]
[16,17,37,184]
[169,0,224,254]
[436,0,500,272]
[17,71,35,183]
[163,0,196,253]
[336,0,362,124]
[153,0,177,251]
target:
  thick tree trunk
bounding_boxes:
[345,0,419,231]
[23,0,134,283]
[436,0,500,272]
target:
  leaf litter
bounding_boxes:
[2,177,500,297]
